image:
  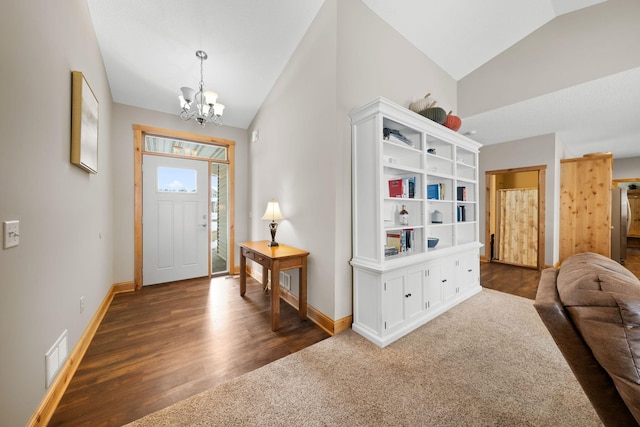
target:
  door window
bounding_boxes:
[157,167,198,193]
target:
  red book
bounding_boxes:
[388,179,404,197]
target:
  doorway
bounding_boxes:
[485,165,546,270]
[142,154,209,285]
[133,125,236,289]
[211,163,229,274]
[614,178,640,249]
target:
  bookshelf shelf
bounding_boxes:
[350,97,482,347]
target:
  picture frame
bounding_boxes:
[71,71,99,173]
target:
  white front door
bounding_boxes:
[142,154,209,286]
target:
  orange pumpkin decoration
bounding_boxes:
[444,111,462,132]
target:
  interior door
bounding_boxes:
[142,154,209,286]
[496,188,538,267]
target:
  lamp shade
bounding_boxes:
[204,90,218,105]
[180,86,195,103]
[213,103,225,116]
[261,200,284,221]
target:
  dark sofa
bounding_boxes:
[534,252,640,426]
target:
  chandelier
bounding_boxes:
[179,50,225,127]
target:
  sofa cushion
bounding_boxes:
[557,252,640,423]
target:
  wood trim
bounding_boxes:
[484,165,548,175]
[227,140,236,275]
[132,124,235,147]
[561,152,612,163]
[613,177,640,188]
[245,265,348,336]
[113,281,136,293]
[133,124,236,288]
[134,129,143,289]
[27,282,130,427]
[538,168,546,270]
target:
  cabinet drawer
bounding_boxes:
[243,249,272,268]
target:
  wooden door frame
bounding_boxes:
[133,124,236,290]
[613,177,640,188]
[485,165,546,270]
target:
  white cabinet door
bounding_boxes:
[456,251,479,293]
[383,271,406,334]
[407,267,426,321]
[439,260,456,302]
[424,263,444,311]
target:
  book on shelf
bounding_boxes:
[385,229,415,256]
[388,177,416,198]
[427,183,445,200]
[385,246,399,256]
[383,127,413,147]
[404,229,414,251]
[389,179,403,198]
[386,232,402,254]
[457,186,467,201]
[457,205,466,222]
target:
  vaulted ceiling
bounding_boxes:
[87,0,640,158]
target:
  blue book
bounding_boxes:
[427,183,440,200]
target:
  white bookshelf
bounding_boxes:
[350,97,483,347]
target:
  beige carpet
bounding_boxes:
[126,289,601,426]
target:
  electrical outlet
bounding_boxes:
[80,296,85,314]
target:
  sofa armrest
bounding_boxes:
[534,268,639,426]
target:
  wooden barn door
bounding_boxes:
[559,153,612,263]
[496,188,538,267]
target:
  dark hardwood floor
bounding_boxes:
[481,247,640,300]
[49,248,640,426]
[480,261,541,299]
[49,275,330,427]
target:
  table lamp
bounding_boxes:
[261,199,285,247]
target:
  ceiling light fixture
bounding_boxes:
[179,50,225,127]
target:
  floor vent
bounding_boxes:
[45,330,68,388]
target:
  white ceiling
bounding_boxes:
[86,0,640,158]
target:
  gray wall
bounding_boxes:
[0,1,113,425]
[3,0,633,423]
[458,0,640,117]
[614,157,640,180]
[479,135,561,266]
[459,0,640,267]
[248,0,458,320]
[0,2,250,424]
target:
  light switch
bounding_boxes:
[4,220,20,249]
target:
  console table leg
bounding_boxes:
[271,261,281,331]
[300,259,308,320]
[240,253,247,296]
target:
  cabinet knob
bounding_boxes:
[442,279,447,283]
[405,293,412,298]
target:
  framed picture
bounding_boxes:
[71,71,99,173]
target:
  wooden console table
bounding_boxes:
[239,241,309,331]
